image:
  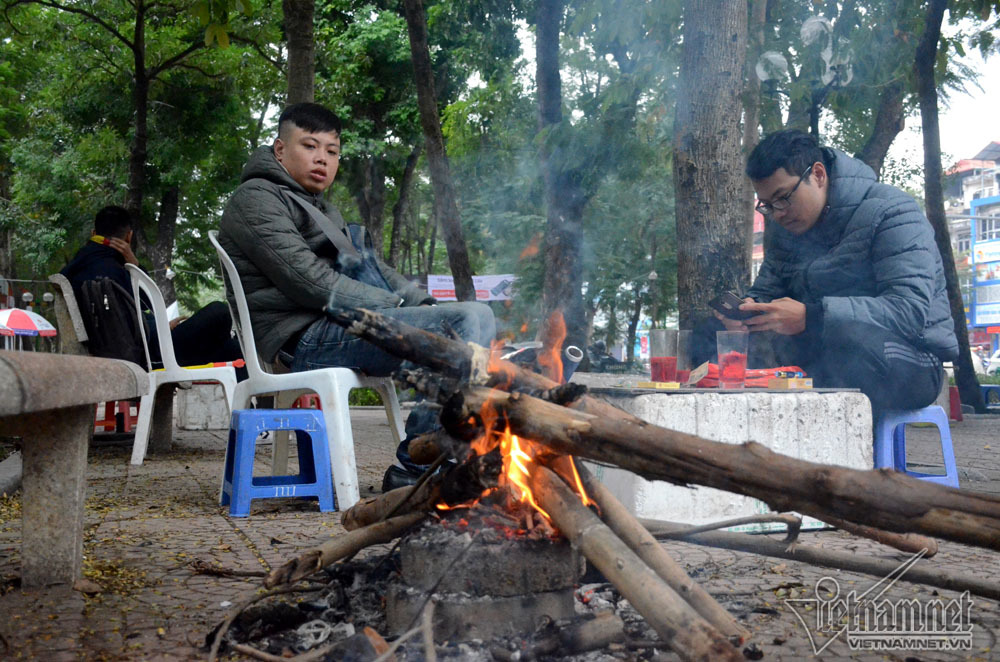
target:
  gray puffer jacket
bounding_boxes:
[747,148,958,361]
[219,146,431,363]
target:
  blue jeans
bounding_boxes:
[286,302,495,374]
[284,302,496,473]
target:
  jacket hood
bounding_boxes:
[812,148,878,243]
[240,146,315,198]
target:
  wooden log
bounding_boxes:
[491,611,626,661]
[264,512,426,588]
[573,462,749,642]
[820,515,938,557]
[642,518,1000,602]
[323,305,644,424]
[342,484,440,531]
[341,447,502,531]
[446,387,1000,551]
[407,429,469,465]
[527,464,742,662]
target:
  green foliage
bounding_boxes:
[348,387,384,406]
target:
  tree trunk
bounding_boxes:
[354,156,386,255]
[740,0,768,262]
[151,186,179,304]
[400,0,475,301]
[283,0,315,104]
[536,0,588,353]
[389,144,422,267]
[0,168,14,281]
[625,290,642,364]
[673,0,748,328]
[856,80,906,178]
[914,0,985,412]
[125,5,149,234]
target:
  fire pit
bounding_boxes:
[385,513,584,641]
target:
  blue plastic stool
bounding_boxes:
[221,409,336,517]
[874,405,959,488]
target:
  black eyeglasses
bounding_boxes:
[755,166,813,216]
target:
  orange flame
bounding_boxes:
[536,311,566,383]
[502,432,551,520]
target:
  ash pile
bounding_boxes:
[208,510,694,661]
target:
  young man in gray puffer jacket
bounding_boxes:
[220,102,495,491]
[715,129,958,420]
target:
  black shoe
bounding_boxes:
[381,465,420,493]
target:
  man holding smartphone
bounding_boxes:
[715,129,957,418]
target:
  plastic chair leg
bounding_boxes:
[130,377,157,465]
[271,390,301,475]
[376,381,405,447]
[321,381,361,510]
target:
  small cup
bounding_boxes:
[716,330,749,389]
[649,329,678,382]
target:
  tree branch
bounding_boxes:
[3,0,134,49]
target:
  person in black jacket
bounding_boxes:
[714,130,958,418]
[61,205,242,370]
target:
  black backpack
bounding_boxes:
[78,277,149,368]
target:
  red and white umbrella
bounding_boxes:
[0,308,57,336]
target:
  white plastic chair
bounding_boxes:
[125,264,238,465]
[208,231,404,510]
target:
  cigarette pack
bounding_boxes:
[767,377,813,390]
[636,381,681,390]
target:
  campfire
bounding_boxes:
[206,305,1000,661]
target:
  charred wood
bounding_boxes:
[340,448,501,531]
[527,464,742,662]
[264,512,426,588]
[490,611,626,661]
[447,387,1000,551]
[323,305,644,424]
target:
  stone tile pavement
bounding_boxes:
[0,407,998,660]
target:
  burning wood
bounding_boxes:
[526,463,742,661]
[443,386,1000,551]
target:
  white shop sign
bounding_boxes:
[427,274,516,301]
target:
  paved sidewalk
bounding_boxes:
[0,408,998,660]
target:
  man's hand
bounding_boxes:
[741,297,806,335]
[108,237,139,266]
[713,297,755,331]
[169,316,188,330]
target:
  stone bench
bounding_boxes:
[0,350,147,587]
[570,374,872,532]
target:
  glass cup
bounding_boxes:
[676,330,692,384]
[716,330,749,389]
[649,329,678,382]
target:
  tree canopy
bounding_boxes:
[1,0,996,353]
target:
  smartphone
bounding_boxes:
[709,291,757,321]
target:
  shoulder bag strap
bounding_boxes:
[278,186,361,260]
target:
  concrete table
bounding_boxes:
[570,374,872,532]
[0,351,146,587]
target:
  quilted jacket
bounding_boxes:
[219,146,430,363]
[747,148,958,361]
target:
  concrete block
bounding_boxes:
[584,390,873,532]
[175,383,230,430]
[0,451,22,496]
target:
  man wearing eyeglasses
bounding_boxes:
[717,129,958,417]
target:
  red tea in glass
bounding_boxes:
[719,350,747,389]
[651,356,677,382]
